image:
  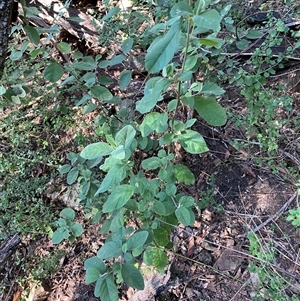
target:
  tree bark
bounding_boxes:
[0,0,14,79]
[0,233,21,268]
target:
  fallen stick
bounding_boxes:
[0,234,21,268]
[239,191,298,237]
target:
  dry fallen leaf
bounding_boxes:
[186,236,195,257]
[241,164,256,178]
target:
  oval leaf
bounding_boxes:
[119,70,132,90]
[60,208,75,220]
[57,42,72,53]
[199,38,223,49]
[202,82,225,95]
[145,19,181,73]
[90,85,113,101]
[103,185,135,213]
[73,56,95,70]
[80,142,113,159]
[193,9,221,32]
[194,96,227,126]
[122,38,134,54]
[127,231,149,251]
[71,223,83,237]
[96,275,118,300]
[174,164,195,184]
[121,263,145,290]
[24,25,40,45]
[97,241,122,260]
[67,167,79,185]
[52,229,69,244]
[44,62,64,82]
[175,206,191,226]
[178,130,209,154]
[115,125,136,148]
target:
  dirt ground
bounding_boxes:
[1,0,300,300]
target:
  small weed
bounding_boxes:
[197,176,222,211]
[248,233,300,300]
[30,250,66,281]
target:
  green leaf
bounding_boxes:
[115,125,136,149]
[175,206,192,226]
[71,223,83,237]
[167,99,178,112]
[82,103,97,114]
[109,54,125,66]
[80,142,113,159]
[179,196,194,207]
[59,164,71,174]
[174,164,195,184]
[178,71,193,81]
[102,6,120,21]
[152,247,169,272]
[60,208,75,220]
[145,19,181,73]
[67,167,79,185]
[90,85,113,101]
[143,246,153,266]
[246,30,264,39]
[184,55,198,71]
[193,9,222,32]
[236,39,249,50]
[139,112,168,136]
[98,75,114,85]
[122,38,134,54]
[170,2,193,17]
[194,96,227,126]
[10,50,23,61]
[103,185,134,213]
[136,77,171,113]
[85,267,101,283]
[97,241,122,260]
[178,130,209,154]
[52,228,69,244]
[121,263,145,290]
[44,62,64,82]
[160,133,174,145]
[127,231,149,251]
[96,162,127,194]
[185,118,197,128]
[0,86,6,96]
[141,157,161,170]
[109,210,124,232]
[199,38,223,49]
[95,275,118,301]
[76,94,92,106]
[153,228,169,247]
[67,16,85,23]
[60,75,74,85]
[166,183,177,197]
[110,145,125,160]
[119,70,132,90]
[23,6,40,17]
[85,256,106,273]
[72,56,96,70]
[202,82,225,95]
[152,201,166,215]
[57,42,72,53]
[24,25,40,45]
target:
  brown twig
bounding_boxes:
[239,191,298,237]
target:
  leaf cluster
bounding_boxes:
[2,0,230,299]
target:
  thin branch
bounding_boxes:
[239,191,298,237]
